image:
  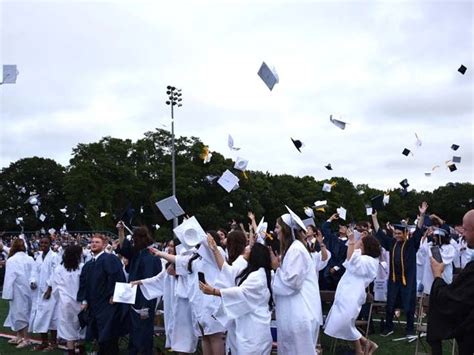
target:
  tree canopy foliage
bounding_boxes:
[1,129,472,240]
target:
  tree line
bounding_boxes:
[1,129,472,240]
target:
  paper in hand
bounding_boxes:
[113,282,137,304]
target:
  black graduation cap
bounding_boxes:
[458,65,467,75]
[448,164,457,172]
[325,164,333,170]
[452,156,461,163]
[291,138,303,152]
[370,195,385,211]
[399,179,409,189]
[120,203,136,225]
[402,148,411,156]
[451,144,460,151]
[393,224,408,232]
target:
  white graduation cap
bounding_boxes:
[228,134,240,151]
[415,133,422,147]
[2,65,19,84]
[330,115,347,130]
[48,228,56,235]
[322,183,332,192]
[383,194,390,205]
[155,196,185,221]
[366,207,373,216]
[304,207,314,218]
[336,206,347,220]
[229,202,233,208]
[255,217,268,238]
[173,216,206,249]
[314,200,328,208]
[234,157,249,171]
[100,212,108,218]
[39,213,46,222]
[25,195,39,205]
[257,61,279,91]
[15,217,24,225]
[302,217,316,228]
[19,186,26,194]
[203,152,212,164]
[154,224,160,230]
[217,169,240,193]
[140,206,144,214]
[281,205,308,232]
[32,205,39,213]
[60,207,67,214]
[357,190,365,195]
[112,282,137,304]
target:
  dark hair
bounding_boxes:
[362,235,381,258]
[132,226,154,252]
[217,228,227,238]
[8,239,26,258]
[226,230,247,265]
[235,243,274,310]
[207,230,222,248]
[62,245,82,272]
[277,217,294,261]
[356,221,370,229]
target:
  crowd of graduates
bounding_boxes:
[0,201,473,355]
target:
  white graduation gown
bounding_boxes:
[453,238,474,269]
[29,250,60,333]
[272,240,320,355]
[3,251,36,331]
[420,240,456,295]
[140,267,179,350]
[220,268,272,355]
[51,264,85,341]
[175,250,226,336]
[324,249,378,341]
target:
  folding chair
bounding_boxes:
[415,294,430,355]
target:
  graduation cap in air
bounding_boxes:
[291,138,304,152]
[329,115,347,130]
[217,169,240,193]
[322,183,332,192]
[39,214,46,222]
[25,195,39,205]
[120,204,136,225]
[60,206,67,214]
[257,61,279,91]
[15,217,24,225]
[357,190,365,195]
[452,156,461,163]
[2,65,19,84]
[458,65,467,75]
[415,133,422,147]
[424,172,432,177]
[400,179,410,189]
[448,164,457,172]
[325,164,333,170]
[451,144,460,151]
[155,196,185,221]
[204,175,219,184]
[100,212,108,218]
[234,157,249,171]
[336,206,347,220]
[228,134,240,151]
[304,207,314,218]
[370,195,385,211]
[19,186,26,194]
[402,148,412,156]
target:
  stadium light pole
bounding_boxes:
[165,86,182,229]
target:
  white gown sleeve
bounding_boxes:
[312,249,331,272]
[140,268,166,300]
[342,249,377,278]
[273,245,308,296]
[215,255,248,289]
[2,258,17,300]
[440,244,456,265]
[220,269,267,320]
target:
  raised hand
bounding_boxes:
[207,234,217,251]
[419,201,428,215]
[247,211,255,221]
[269,247,280,270]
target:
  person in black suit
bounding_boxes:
[77,234,127,355]
[428,209,474,355]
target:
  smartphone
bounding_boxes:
[430,246,443,263]
[198,272,206,284]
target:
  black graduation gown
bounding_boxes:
[77,252,128,343]
[375,228,423,311]
[117,240,162,354]
[427,261,474,353]
[321,221,348,288]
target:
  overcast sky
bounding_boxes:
[1,0,472,192]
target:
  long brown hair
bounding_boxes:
[226,230,246,265]
[132,226,154,252]
[277,217,294,261]
[8,239,26,258]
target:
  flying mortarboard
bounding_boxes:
[217,169,240,193]
[304,207,314,218]
[452,156,461,163]
[257,61,279,91]
[291,138,304,152]
[370,195,385,211]
[2,65,19,84]
[329,115,347,130]
[448,164,457,172]
[402,148,411,156]
[100,212,108,218]
[336,206,347,220]
[173,216,206,249]
[451,144,460,151]
[39,214,46,222]
[325,164,333,170]
[365,206,373,216]
[228,134,240,151]
[322,183,332,192]
[400,179,410,189]
[155,196,185,221]
[458,65,467,75]
[234,157,249,171]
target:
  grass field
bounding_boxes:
[0,299,454,354]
